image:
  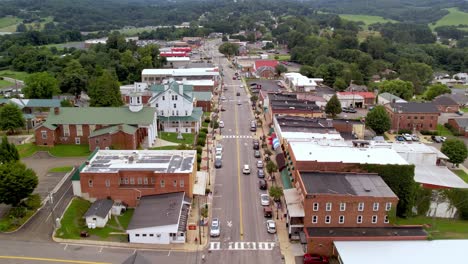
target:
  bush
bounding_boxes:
[397,129,412,134]
[197,153,202,164]
[198,132,206,139]
[9,206,27,218]
[201,128,208,134]
[420,130,438,135]
[196,146,203,155]
[445,123,462,136]
[197,138,206,147]
[22,194,42,210]
[204,117,211,123]
[414,187,432,216]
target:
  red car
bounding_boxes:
[303,254,328,264]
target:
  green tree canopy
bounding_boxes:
[0,103,25,134]
[399,62,433,94]
[441,139,468,167]
[423,84,451,101]
[58,60,88,96]
[0,136,19,163]
[325,94,342,117]
[378,80,414,100]
[266,160,278,175]
[275,64,288,75]
[0,161,38,206]
[269,186,283,202]
[88,71,123,107]
[365,105,391,135]
[23,72,60,99]
[218,42,239,57]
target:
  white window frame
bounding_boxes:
[76,125,83,136]
[373,202,379,211]
[41,131,47,139]
[144,177,148,185]
[130,178,135,185]
[137,178,142,185]
[384,215,389,223]
[385,202,392,211]
[88,179,93,187]
[325,202,332,211]
[89,125,96,132]
[372,215,378,224]
[339,215,345,224]
[340,202,346,211]
[180,179,184,187]
[63,124,70,136]
[358,202,365,212]
[173,180,177,187]
[325,215,331,224]
[357,215,363,224]
[313,203,319,211]
[312,215,318,224]
[151,177,155,184]
[160,180,165,188]
[105,179,110,187]
[124,178,129,184]
[75,137,80,144]
[173,103,177,109]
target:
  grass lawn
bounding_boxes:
[0,79,14,88]
[453,170,468,183]
[431,8,468,30]
[462,107,468,113]
[159,132,195,145]
[0,70,30,81]
[396,216,468,239]
[437,124,453,137]
[56,198,133,241]
[268,54,291,61]
[149,145,179,150]
[339,14,396,27]
[44,41,83,50]
[17,143,91,158]
[0,16,22,32]
[48,166,74,173]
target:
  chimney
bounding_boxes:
[54,107,60,115]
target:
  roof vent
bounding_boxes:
[364,188,371,192]
[362,231,366,235]
[329,230,334,234]
[128,156,134,163]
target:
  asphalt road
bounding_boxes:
[206,40,283,264]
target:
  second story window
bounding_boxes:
[312,215,317,224]
[358,202,364,211]
[325,215,331,224]
[160,180,165,188]
[373,202,379,211]
[357,215,363,224]
[340,202,346,211]
[339,215,345,224]
[162,96,165,101]
[88,179,93,187]
[325,202,332,211]
[372,215,378,224]
[385,202,392,211]
[180,179,184,187]
[313,203,319,211]
[173,103,177,108]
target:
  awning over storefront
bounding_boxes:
[284,188,305,217]
[415,165,468,189]
[194,171,208,195]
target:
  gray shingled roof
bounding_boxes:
[389,102,439,113]
[83,199,113,218]
[433,95,458,106]
[127,192,187,230]
[453,118,468,128]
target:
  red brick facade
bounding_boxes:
[448,118,468,137]
[195,100,211,112]
[385,106,439,132]
[80,169,195,207]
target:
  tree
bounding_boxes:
[221,35,228,42]
[16,23,27,32]
[333,77,347,91]
[60,99,73,107]
[23,72,60,99]
[365,105,391,135]
[399,63,433,94]
[325,94,342,118]
[218,42,239,57]
[275,64,288,76]
[423,84,451,101]
[269,186,283,202]
[266,160,278,175]
[0,161,38,206]
[378,80,414,100]
[441,139,468,167]
[0,103,25,134]
[58,60,88,96]
[88,71,123,107]
[0,136,19,163]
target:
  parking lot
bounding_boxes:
[246,80,287,93]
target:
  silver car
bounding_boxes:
[210,218,220,237]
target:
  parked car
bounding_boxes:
[403,133,413,141]
[210,218,220,237]
[80,231,90,237]
[431,135,442,143]
[236,92,240,96]
[257,169,265,178]
[259,179,267,190]
[266,220,276,234]
[254,150,261,158]
[237,100,242,105]
[257,160,264,168]
[263,206,272,217]
[440,136,447,142]
[342,107,357,113]
[456,110,464,116]
[395,135,405,142]
[232,76,236,80]
[216,144,223,153]
[215,151,222,160]
[219,121,224,128]
[260,194,270,206]
[221,96,226,101]
[242,164,250,174]
[215,159,222,168]
[253,139,260,150]
[303,254,329,264]
[411,134,420,141]
[220,106,226,111]
[250,83,257,86]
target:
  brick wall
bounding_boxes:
[35,126,56,146]
[196,101,212,112]
[193,85,214,92]
[386,109,439,131]
[436,104,458,113]
[448,119,468,137]
[80,170,194,207]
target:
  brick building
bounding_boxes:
[253,60,278,79]
[34,100,158,150]
[385,102,440,132]
[72,149,196,207]
[433,95,459,113]
[448,118,468,137]
[263,93,323,124]
[141,68,220,86]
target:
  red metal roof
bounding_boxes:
[338,92,376,99]
[255,60,278,70]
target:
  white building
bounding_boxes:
[165,57,191,69]
[378,92,407,105]
[83,199,114,228]
[127,192,191,244]
[284,73,323,92]
[148,81,202,133]
[141,68,220,84]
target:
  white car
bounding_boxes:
[242,164,250,174]
[237,101,241,105]
[221,96,226,101]
[215,150,222,160]
[219,121,224,128]
[257,160,264,168]
[260,194,270,206]
[403,134,413,141]
[411,134,420,141]
[215,144,223,153]
[210,218,220,237]
[266,220,276,234]
[440,136,447,142]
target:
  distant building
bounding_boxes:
[385,103,440,132]
[448,118,468,137]
[84,199,113,228]
[284,73,323,92]
[377,93,406,105]
[141,68,220,85]
[262,93,323,124]
[432,95,460,113]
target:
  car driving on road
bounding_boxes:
[266,220,276,234]
[210,218,220,237]
[242,164,250,174]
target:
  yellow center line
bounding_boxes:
[0,256,111,264]
[234,83,244,241]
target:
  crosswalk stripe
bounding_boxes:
[215,242,275,251]
[209,242,221,250]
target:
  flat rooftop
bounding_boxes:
[300,172,397,197]
[142,68,219,76]
[306,226,426,238]
[389,142,448,159]
[82,150,196,173]
[334,240,466,264]
[289,142,408,165]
